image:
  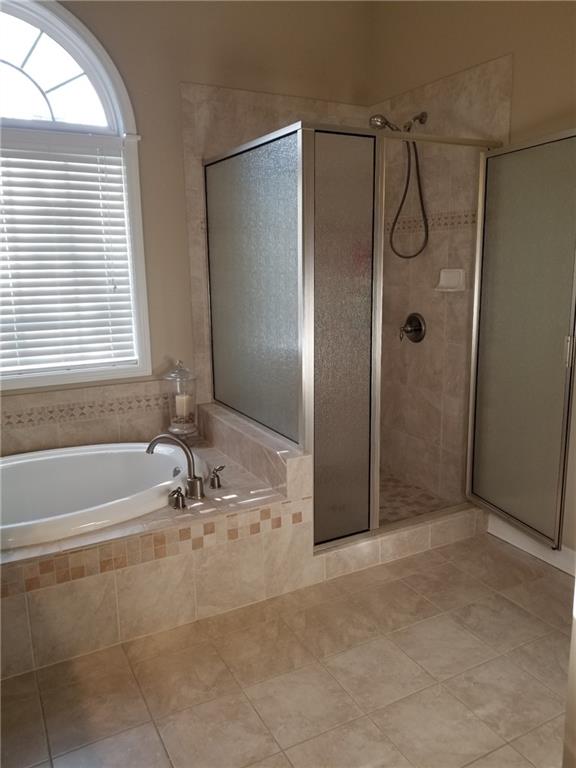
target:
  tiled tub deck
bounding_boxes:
[1,533,573,768]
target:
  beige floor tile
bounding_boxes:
[371,685,504,768]
[157,691,278,768]
[436,535,492,560]
[285,717,412,768]
[41,658,149,756]
[37,646,130,693]
[245,663,361,749]
[1,673,50,768]
[391,615,496,680]
[272,581,345,611]
[403,563,493,610]
[203,599,281,640]
[323,636,434,711]
[327,566,394,594]
[445,657,564,741]
[466,745,534,767]
[52,723,171,767]
[123,621,212,664]
[438,536,548,591]
[510,716,565,768]
[501,574,574,633]
[248,754,292,768]
[506,631,570,699]
[350,580,440,633]
[214,617,314,686]
[282,595,380,658]
[132,640,240,718]
[450,593,550,652]
[373,549,449,581]
[326,550,448,595]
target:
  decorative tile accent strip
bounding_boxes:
[384,209,476,234]
[0,499,308,598]
[2,393,171,428]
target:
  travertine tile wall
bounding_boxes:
[377,57,513,502]
[0,380,172,456]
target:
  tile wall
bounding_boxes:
[376,56,513,501]
[0,380,172,456]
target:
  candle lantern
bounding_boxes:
[164,360,198,439]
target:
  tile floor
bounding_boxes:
[379,475,448,525]
[1,533,574,768]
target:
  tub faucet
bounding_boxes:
[146,434,204,500]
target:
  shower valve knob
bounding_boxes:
[399,313,426,343]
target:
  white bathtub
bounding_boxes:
[0,443,208,550]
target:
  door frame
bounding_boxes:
[466,129,576,549]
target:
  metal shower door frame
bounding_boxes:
[204,121,385,538]
[466,129,576,549]
[299,124,386,537]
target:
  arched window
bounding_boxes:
[0,0,150,388]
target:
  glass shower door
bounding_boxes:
[205,132,300,442]
[313,131,376,544]
[470,133,576,545]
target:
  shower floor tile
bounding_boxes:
[379,474,448,525]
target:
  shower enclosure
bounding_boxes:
[204,120,506,547]
[205,123,383,544]
[468,130,576,547]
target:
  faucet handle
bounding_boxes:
[168,487,186,509]
[209,465,225,489]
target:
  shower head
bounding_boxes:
[369,114,400,131]
[369,111,428,133]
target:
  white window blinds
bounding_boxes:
[0,134,144,383]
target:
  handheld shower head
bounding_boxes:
[369,114,400,131]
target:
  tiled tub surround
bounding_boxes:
[1,503,487,679]
[198,402,306,497]
[377,56,513,503]
[0,379,173,457]
[2,533,573,768]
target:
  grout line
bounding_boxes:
[48,723,172,767]
[112,570,122,645]
[237,686,284,755]
[120,645,175,768]
[32,667,53,767]
[24,590,38,671]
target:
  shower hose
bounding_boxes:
[389,139,429,259]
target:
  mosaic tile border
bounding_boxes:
[2,394,171,429]
[1,500,308,598]
[384,209,476,234]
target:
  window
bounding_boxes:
[0,0,150,389]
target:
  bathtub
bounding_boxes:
[0,443,208,550]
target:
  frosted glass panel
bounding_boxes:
[473,136,576,542]
[205,133,300,441]
[314,132,375,544]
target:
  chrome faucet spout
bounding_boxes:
[146,433,204,500]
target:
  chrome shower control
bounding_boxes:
[399,313,426,343]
